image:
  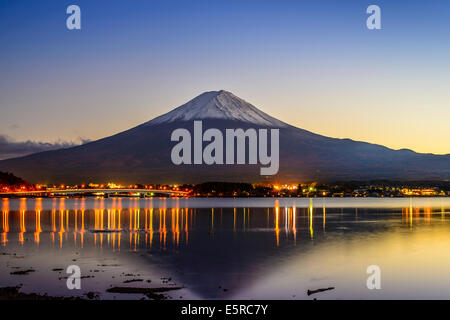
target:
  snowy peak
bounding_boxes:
[146,90,287,127]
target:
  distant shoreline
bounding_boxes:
[2,180,450,199]
[1,194,450,199]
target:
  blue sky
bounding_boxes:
[1,0,449,154]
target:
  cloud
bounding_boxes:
[0,135,90,160]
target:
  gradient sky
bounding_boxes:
[1,0,449,155]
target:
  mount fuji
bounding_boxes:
[146,90,287,128]
[0,90,449,184]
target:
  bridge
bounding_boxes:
[0,188,189,197]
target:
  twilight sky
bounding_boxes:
[1,0,449,156]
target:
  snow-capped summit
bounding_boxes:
[146,90,288,127]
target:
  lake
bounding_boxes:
[1,197,450,299]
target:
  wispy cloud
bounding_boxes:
[0,135,90,160]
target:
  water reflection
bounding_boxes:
[1,198,8,246]
[1,197,448,251]
[3,197,450,299]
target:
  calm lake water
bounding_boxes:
[1,197,450,299]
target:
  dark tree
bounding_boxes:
[0,171,27,186]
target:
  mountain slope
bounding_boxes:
[0,90,448,184]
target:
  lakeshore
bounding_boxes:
[1,181,449,199]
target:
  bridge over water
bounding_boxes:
[0,188,189,197]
